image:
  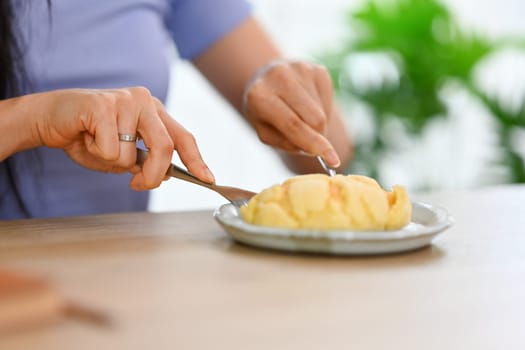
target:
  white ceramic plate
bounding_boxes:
[213,202,453,255]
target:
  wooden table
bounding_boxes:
[1,185,524,349]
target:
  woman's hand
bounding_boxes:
[243,60,341,168]
[24,87,214,190]
[192,17,352,174]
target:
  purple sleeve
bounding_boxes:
[167,0,252,60]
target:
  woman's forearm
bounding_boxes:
[0,95,42,161]
[192,17,280,113]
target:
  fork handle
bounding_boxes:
[135,148,215,190]
[166,163,216,190]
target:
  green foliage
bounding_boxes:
[322,0,525,186]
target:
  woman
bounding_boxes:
[0,0,352,219]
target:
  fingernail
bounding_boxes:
[297,150,310,156]
[204,168,216,184]
[324,149,341,168]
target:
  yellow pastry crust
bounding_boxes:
[240,174,412,231]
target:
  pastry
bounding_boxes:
[240,174,411,231]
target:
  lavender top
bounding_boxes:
[0,0,251,219]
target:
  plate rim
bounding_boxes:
[213,201,454,242]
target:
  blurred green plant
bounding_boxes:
[321,0,525,187]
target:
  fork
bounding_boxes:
[316,156,337,176]
[136,148,256,207]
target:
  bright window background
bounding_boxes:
[150,0,525,212]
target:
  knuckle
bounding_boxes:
[176,132,196,150]
[119,155,136,169]
[295,61,314,74]
[186,132,197,145]
[99,149,117,162]
[246,84,271,113]
[285,117,303,133]
[315,65,332,82]
[313,63,328,74]
[158,138,175,154]
[310,114,327,132]
[93,93,117,118]
[247,81,265,100]
[115,89,134,104]
[153,97,165,109]
[112,91,136,113]
[129,86,153,101]
[256,130,272,146]
[183,153,201,167]
[267,64,291,82]
[313,135,331,154]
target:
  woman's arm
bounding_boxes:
[192,17,352,174]
[0,95,41,161]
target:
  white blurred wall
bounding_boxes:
[150,0,525,212]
